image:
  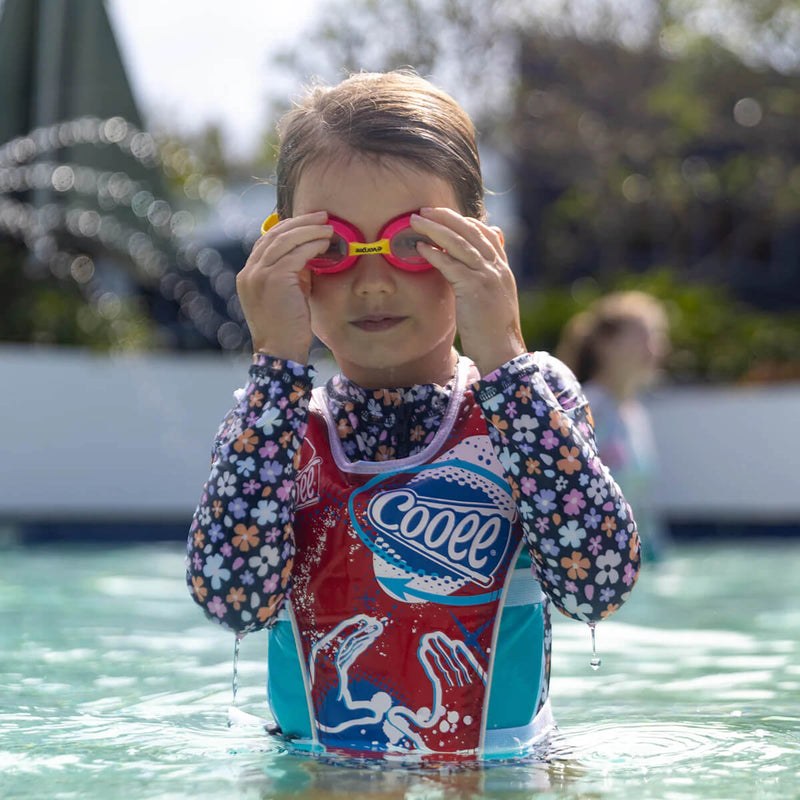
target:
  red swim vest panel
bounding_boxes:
[289,394,523,756]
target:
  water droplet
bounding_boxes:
[231,634,245,707]
[589,622,601,670]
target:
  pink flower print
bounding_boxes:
[259,440,279,459]
[521,476,538,496]
[623,562,637,586]
[563,489,586,516]
[276,479,293,502]
[207,596,226,618]
[587,535,603,556]
[263,574,279,594]
[264,527,281,543]
[535,516,550,534]
[539,429,558,450]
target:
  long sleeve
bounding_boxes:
[186,355,316,633]
[473,352,640,623]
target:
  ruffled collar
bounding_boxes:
[322,372,456,462]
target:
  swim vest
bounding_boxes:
[266,358,554,760]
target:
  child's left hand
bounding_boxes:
[411,208,526,376]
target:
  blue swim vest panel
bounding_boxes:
[485,550,546,731]
[267,617,312,739]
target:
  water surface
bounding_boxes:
[1,541,798,799]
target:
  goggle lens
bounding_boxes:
[312,231,350,268]
[306,217,363,273]
[387,228,436,270]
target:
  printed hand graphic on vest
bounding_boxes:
[309,614,485,751]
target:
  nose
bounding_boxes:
[351,253,397,296]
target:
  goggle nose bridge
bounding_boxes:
[348,238,392,256]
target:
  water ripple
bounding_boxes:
[547,718,797,774]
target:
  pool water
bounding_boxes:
[1,540,798,799]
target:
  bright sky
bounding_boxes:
[107,0,324,160]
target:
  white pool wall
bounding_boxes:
[1,344,798,523]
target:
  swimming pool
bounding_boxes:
[2,540,798,799]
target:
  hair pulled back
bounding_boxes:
[275,70,485,220]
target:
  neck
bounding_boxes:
[340,347,459,390]
[590,368,639,402]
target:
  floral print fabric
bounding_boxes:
[186,351,640,633]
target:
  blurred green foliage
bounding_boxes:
[269,0,800,384]
[518,267,800,384]
[0,241,157,351]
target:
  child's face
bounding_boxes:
[294,154,459,388]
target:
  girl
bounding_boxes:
[558,291,671,562]
[187,70,640,761]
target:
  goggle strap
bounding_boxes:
[261,213,279,235]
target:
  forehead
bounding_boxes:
[292,154,459,233]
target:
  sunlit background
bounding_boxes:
[1,0,798,542]
[2,3,799,799]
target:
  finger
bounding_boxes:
[415,240,489,288]
[489,225,505,249]
[429,637,460,687]
[252,211,330,257]
[262,210,328,236]
[253,229,333,276]
[421,207,508,262]
[411,212,495,270]
[252,210,325,250]
[238,238,330,295]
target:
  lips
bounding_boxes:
[350,314,407,332]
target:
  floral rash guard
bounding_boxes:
[187,351,640,756]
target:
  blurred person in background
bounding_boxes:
[557,291,670,562]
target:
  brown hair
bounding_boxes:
[557,291,669,383]
[275,70,485,220]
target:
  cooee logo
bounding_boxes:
[294,443,321,509]
[352,245,384,254]
[366,489,509,586]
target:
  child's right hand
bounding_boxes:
[236,211,332,363]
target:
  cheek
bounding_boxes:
[308,279,339,338]
[438,284,457,327]
[423,272,456,310]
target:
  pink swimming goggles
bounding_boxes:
[261,211,437,274]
